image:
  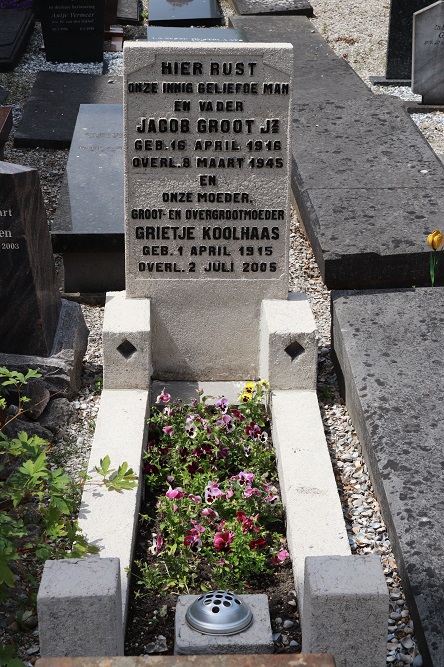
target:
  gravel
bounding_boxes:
[0,1,438,663]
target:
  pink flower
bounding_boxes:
[201,507,219,520]
[271,549,289,565]
[184,533,202,552]
[155,534,164,554]
[234,471,255,486]
[213,531,235,551]
[190,519,206,534]
[156,387,171,403]
[163,425,174,436]
[215,558,233,568]
[236,511,259,534]
[244,486,261,499]
[166,486,184,500]
[188,494,202,503]
[205,479,223,503]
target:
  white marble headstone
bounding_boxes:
[123,42,293,380]
[413,0,444,103]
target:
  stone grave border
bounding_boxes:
[37,294,388,667]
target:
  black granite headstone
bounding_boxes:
[14,72,122,148]
[385,0,432,81]
[0,162,61,356]
[0,9,35,71]
[148,0,222,27]
[40,0,105,63]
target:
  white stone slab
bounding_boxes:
[123,42,293,380]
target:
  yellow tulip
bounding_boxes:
[427,230,444,251]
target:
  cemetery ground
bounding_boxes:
[3,0,444,664]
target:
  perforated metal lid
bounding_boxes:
[185,590,253,635]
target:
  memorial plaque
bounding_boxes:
[124,42,293,379]
[40,0,105,63]
[412,0,444,104]
[0,162,61,356]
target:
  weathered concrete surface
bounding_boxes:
[232,15,444,289]
[36,655,337,667]
[331,287,444,666]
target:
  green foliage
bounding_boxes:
[134,381,289,595]
[0,644,25,667]
[94,455,138,492]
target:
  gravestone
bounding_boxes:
[117,0,141,24]
[14,72,122,149]
[40,0,105,63]
[0,162,61,356]
[0,8,35,71]
[147,0,223,27]
[124,41,293,379]
[104,0,123,52]
[412,0,444,104]
[384,0,432,82]
[0,107,13,160]
[51,104,125,293]
[147,27,246,41]
[0,86,9,103]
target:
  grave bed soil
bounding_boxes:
[125,490,301,655]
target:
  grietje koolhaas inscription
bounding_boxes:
[123,42,293,380]
[412,0,444,104]
[0,162,61,356]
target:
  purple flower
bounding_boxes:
[201,507,219,520]
[188,494,202,503]
[244,486,261,499]
[216,397,229,413]
[162,425,174,436]
[205,479,223,503]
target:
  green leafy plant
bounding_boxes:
[427,229,444,286]
[94,455,138,492]
[134,380,289,595]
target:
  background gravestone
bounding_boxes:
[51,104,124,293]
[412,0,444,104]
[40,0,105,63]
[0,8,35,71]
[0,161,61,356]
[385,0,432,81]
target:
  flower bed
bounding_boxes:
[126,382,299,654]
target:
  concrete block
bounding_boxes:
[37,557,124,657]
[78,388,149,623]
[270,390,350,611]
[174,594,273,654]
[259,294,317,390]
[102,291,151,390]
[302,554,389,667]
[151,380,248,405]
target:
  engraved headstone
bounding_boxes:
[51,104,124,292]
[0,8,35,71]
[0,162,61,356]
[147,0,223,27]
[40,0,105,63]
[412,0,444,104]
[385,0,431,81]
[124,42,293,379]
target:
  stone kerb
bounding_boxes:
[123,42,293,380]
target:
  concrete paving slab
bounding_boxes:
[14,72,122,148]
[230,15,372,104]
[331,287,444,666]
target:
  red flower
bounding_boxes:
[249,538,267,550]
